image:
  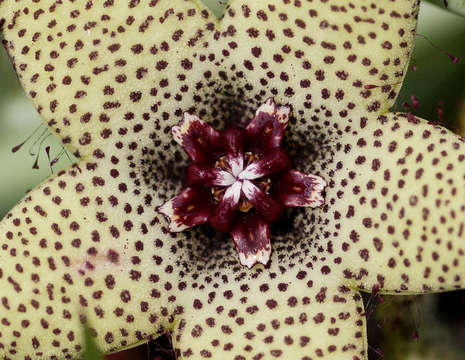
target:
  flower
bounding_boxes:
[0,0,464,359]
[158,98,326,268]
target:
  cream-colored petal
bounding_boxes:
[0,0,217,157]
[214,0,418,123]
[0,158,186,358]
[173,265,367,360]
[322,113,465,294]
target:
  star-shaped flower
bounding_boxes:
[0,1,464,359]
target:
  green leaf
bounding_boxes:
[425,0,465,17]
[83,326,104,360]
[201,0,227,18]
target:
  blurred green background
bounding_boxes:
[0,1,464,359]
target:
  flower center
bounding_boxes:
[158,98,327,268]
[212,152,273,213]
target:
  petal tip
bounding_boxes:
[278,171,327,208]
[171,112,202,146]
[231,215,271,268]
[157,199,188,233]
[257,97,291,125]
[308,175,327,208]
[238,247,271,269]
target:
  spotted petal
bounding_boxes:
[216,0,419,124]
[0,161,185,358]
[173,271,367,359]
[323,113,465,293]
[0,0,217,157]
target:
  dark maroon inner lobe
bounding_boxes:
[231,213,270,259]
[187,165,229,186]
[241,182,283,223]
[245,110,288,154]
[182,119,224,165]
[223,127,244,160]
[183,122,290,233]
[171,187,212,229]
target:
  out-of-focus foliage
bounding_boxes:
[426,0,465,17]
[203,0,227,18]
[0,49,75,216]
[83,326,104,360]
[368,293,465,360]
[395,3,465,134]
